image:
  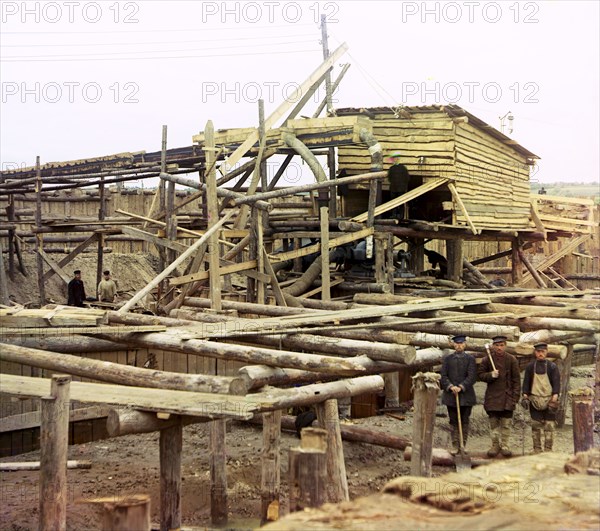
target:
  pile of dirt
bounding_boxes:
[3,252,160,307]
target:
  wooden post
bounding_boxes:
[261,410,281,524]
[385,233,395,292]
[511,237,523,286]
[210,419,228,526]
[0,240,9,305]
[35,156,46,306]
[256,208,266,304]
[205,120,222,311]
[569,387,595,453]
[408,238,424,275]
[374,233,386,284]
[159,419,182,531]
[556,344,573,428]
[39,374,71,531]
[96,175,106,298]
[315,399,349,503]
[82,495,151,531]
[446,239,463,283]
[320,207,331,301]
[383,372,400,408]
[518,249,547,288]
[595,340,600,420]
[410,372,440,477]
[7,195,15,280]
[288,427,327,512]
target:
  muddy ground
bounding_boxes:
[1,368,597,530]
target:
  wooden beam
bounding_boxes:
[529,202,547,239]
[121,226,189,254]
[37,248,72,285]
[448,182,478,235]
[210,419,228,526]
[351,178,450,223]
[160,420,182,531]
[263,247,287,307]
[269,227,374,262]
[205,120,222,311]
[118,210,235,313]
[0,406,110,433]
[42,232,99,283]
[320,207,331,301]
[218,42,348,174]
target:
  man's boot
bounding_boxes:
[500,417,513,457]
[487,417,501,457]
[450,425,459,455]
[544,420,555,451]
[531,421,543,453]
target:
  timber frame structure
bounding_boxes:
[1,45,598,528]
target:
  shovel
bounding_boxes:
[455,392,472,472]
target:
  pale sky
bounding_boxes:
[1,0,599,186]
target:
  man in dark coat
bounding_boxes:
[522,342,561,453]
[478,335,521,457]
[67,270,86,307]
[440,335,477,454]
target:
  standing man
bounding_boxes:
[440,335,477,455]
[98,270,118,303]
[522,342,561,453]
[67,270,86,307]
[478,335,521,457]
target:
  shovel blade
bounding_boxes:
[455,450,472,472]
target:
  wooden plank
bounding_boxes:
[42,234,98,283]
[170,260,258,287]
[0,374,260,419]
[121,226,189,253]
[529,202,547,238]
[269,227,374,262]
[194,297,491,338]
[37,248,71,284]
[448,182,478,235]
[532,194,595,206]
[0,307,107,327]
[217,42,349,174]
[351,178,450,223]
[0,325,166,337]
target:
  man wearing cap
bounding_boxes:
[522,343,561,453]
[440,335,477,455]
[98,270,118,303]
[478,335,521,457]
[67,270,86,307]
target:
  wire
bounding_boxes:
[1,48,321,63]
[2,39,317,59]
[1,33,316,48]
[2,23,317,35]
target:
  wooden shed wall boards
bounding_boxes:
[336,105,537,231]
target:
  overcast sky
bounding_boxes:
[1,0,598,186]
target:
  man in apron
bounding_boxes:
[440,335,477,454]
[522,342,561,453]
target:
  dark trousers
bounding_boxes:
[447,406,472,426]
[486,410,513,419]
[530,407,557,422]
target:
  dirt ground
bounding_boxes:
[3,252,161,307]
[0,368,597,530]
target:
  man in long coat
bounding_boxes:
[67,270,86,307]
[440,335,477,454]
[478,335,521,457]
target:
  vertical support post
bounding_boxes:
[511,237,523,286]
[556,344,573,428]
[383,372,400,408]
[408,238,424,276]
[385,233,395,293]
[374,233,386,284]
[293,238,302,273]
[0,241,9,305]
[256,208,265,304]
[288,427,327,512]
[320,206,331,301]
[165,125,178,269]
[159,420,182,531]
[569,388,595,453]
[39,374,71,531]
[158,126,168,272]
[96,175,106,298]
[35,156,46,306]
[205,120,222,311]
[410,372,440,477]
[210,419,228,526]
[247,208,258,303]
[446,239,463,283]
[7,195,15,280]
[314,399,349,503]
[261,410,281,524]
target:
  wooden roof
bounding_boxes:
[335,104,539,160]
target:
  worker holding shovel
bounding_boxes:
[440,335,477,456]
[478,336,521,457]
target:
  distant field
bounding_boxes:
[531,182,600,202]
